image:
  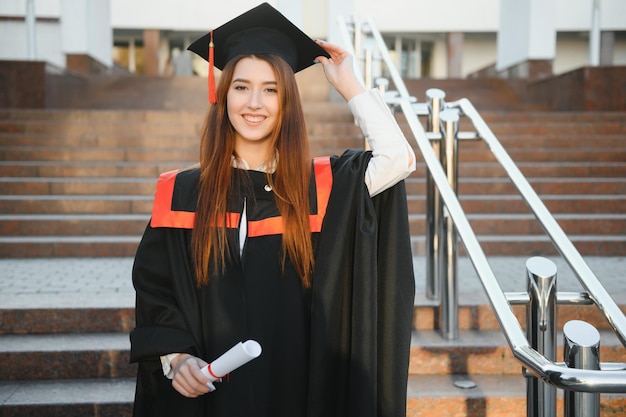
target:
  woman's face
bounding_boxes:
[227,56,280,149]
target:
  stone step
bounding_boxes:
[1,234,624,258]
[406,374,626,417]
[0,142,377,162]
[1,124,623,150]
[487,121,626,135]
[0,132,201,148]
[0,146,198,163]
[0,378,135,417]
[0,161,186,178]
[1,161,624,179]
[0,236,140,257]
[0,105,354,124]
[1,213,623,238]
[406,122,626,138]
[478,134,626,147]
[0,109,205,122]
[0,102,621,125]
[1,176,624,196]
[1,375,625,417]
[408,330,625,376]
[2,109,616,124]
[0,330,622,381]
[0,214,150,236]
[2,143,624,163]
[0,308,135,336]
[2,299,623,335]
[0,131,365,148]
[477,111,626,123]
[458,147,626,163]
[0,333,134,380]
[422,194,626,215]
[411,235,626,257]
[404,177,626,196]
[412,303,626,334]
[0,119,347,136]
[0,195,154,215]
[2,194,623,216]
[0,178,158,195]
[412,213,625,235]
[0,120,202,137]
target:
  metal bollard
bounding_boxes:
[375,77,389,94]
[364,48,373,90]
[438,108,459,340]
[425,88,445,302]
[564,320,601,417]
[526,256,558,417]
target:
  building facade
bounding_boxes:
[1,0,625,79]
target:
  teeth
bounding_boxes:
[244,115,264,123]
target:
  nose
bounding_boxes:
[247,90,262,109]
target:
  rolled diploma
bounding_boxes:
[200,340,262,391]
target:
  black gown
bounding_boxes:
[130,150,415,417]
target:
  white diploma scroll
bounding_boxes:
[200,340,262,391]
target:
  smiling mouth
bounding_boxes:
[243,115,265,123]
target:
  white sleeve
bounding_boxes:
[160,353,181,379]
[348,89,416,197]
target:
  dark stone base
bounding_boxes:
[527,66,626,111]
[66,53,109,76]
[0,60,87,108]
[0,61,46,108]
[469,60,626,111]
[0,54,113,109]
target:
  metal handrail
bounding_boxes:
[337,16,626,394]
[447,97,626,347]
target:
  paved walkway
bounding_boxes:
[0,256,624,309]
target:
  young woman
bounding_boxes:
[130,3,416,417]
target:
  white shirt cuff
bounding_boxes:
[348,89,416,196]
[160,353,181,379]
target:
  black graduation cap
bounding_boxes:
[187,2,330,103]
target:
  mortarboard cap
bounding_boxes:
[187,2,330,103]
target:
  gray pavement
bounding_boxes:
[0,255,624,309]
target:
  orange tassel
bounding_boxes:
[208,30,217,104]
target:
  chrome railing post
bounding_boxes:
[353,16,362,62]
[439,109,460,339]
[364,48,373,90]
[375,77,389,94]
[425,88,445,301]
[564,320,601,417]
[526,257,558,417]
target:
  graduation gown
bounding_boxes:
[130,149,415,417]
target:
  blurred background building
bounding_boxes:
[1,0,625,79]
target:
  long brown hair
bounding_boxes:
[191,54,314,287]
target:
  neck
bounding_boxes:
[234,140,273,169]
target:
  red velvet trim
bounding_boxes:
[150,170,195,229]
[150,156,333,235]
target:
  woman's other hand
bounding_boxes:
[171,353,212,398]
[315,40,366,102]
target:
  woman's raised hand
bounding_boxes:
[315,40,366,102]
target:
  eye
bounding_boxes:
[265,87,278,94]
[233,85,248,91]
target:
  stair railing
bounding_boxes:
[336,13,626,414]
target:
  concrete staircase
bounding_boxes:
[1,107,624,258]
[2,285,625,416]
[1,74,625,415]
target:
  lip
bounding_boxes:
[242,114,266,124]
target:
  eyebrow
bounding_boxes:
[231,78,277,85]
